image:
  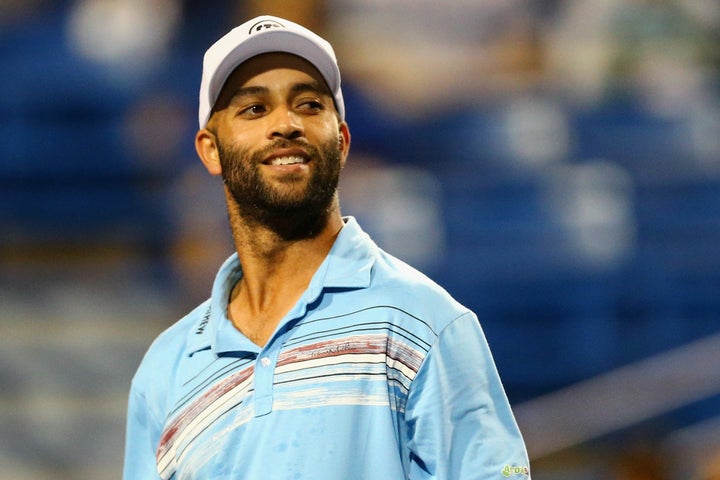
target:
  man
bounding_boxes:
[124,15,531,480]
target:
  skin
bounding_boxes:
[195,53,351,347]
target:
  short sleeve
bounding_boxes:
[404,312,531,479]
[123,383,164,480]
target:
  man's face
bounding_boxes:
[216,129,344,232]
[203,53,350,235]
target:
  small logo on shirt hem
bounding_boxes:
[502,465,530,477]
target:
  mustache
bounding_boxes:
[256,134,344,161]
[217,135,341,168]
[257,138,317,156]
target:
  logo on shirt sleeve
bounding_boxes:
[502,464,530,477]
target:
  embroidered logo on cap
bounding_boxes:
[248,19,285,35]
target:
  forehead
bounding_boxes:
[220,52,330,98]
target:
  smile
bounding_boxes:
[267,156,307,166]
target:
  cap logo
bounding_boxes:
[248,19,285,35]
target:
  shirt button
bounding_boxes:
[260,357,271,367]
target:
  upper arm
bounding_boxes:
[123,382,164,480]
[404,312,531,480]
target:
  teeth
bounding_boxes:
[270,156,305,166]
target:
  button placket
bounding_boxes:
[252,348,278,416]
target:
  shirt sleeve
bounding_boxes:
[404,312,531,480]
[123,383,164,480]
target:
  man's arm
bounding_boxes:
[405,312,531,479]
[123,384,164,480]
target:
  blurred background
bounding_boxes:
[1,0,719,478]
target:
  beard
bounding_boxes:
[217,136,343,241]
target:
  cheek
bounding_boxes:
[312,122,343,148]
[217,116,262,144]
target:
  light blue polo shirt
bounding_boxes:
[124,217,530,480]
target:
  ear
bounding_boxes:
[195,128,223,176]
[338,121,351,165]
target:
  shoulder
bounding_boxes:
[131,300,210,395]
[368,248,472,334]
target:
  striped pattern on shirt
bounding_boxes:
[156,308,437,479]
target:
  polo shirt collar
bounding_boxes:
[186,216,375,356]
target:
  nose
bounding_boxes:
[267,106,303,140]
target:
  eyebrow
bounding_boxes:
[229,81,331,102]
[228,85,269,102]
[291,81,331,98]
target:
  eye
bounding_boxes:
[296,98,324,112]
[238,104,267,117]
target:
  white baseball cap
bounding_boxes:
[198,15,345,129]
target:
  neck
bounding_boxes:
[225,187,344,262]
[224,192,344,346]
